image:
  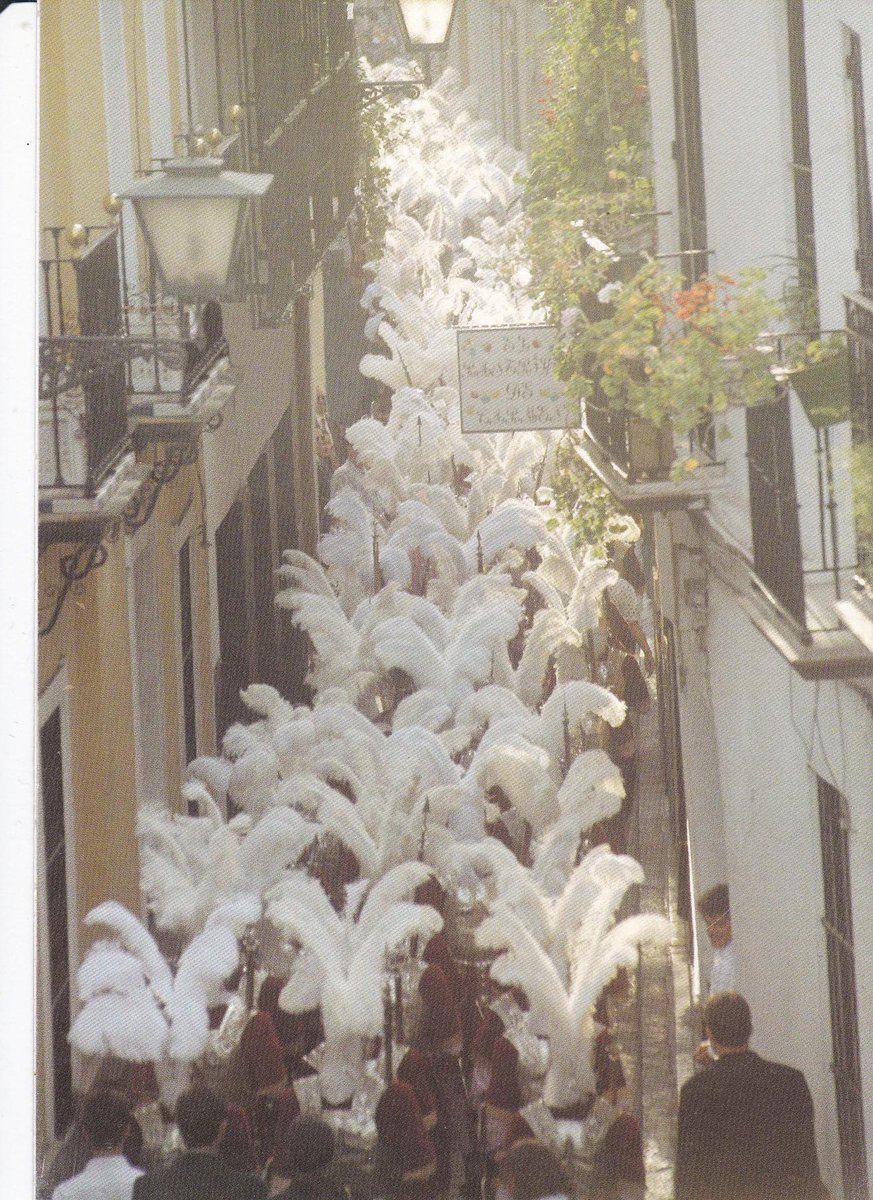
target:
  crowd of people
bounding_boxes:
[43,67,828,1200]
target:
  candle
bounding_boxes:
[394,972,404,1045]
[383,985,393,1083]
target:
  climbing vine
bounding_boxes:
[549,438,632,553]
[525,1,654,320]
[355,92,403,265]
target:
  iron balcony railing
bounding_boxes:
[39,224,229,498]
[745,326,872,633]
[583,379,718,485]
[39,334,229,496]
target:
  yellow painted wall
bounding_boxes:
[40,0,110,232]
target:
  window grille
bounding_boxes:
[40,708,74,1139]
[818,775,869,1200]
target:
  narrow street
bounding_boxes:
[25,2,873,1199]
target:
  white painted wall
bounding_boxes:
[639,0,680,262]
[693,0,794,292]
[703,573,873,1197]
[446,0,547,155]
[142,0,175,160]
[97,0,140,289]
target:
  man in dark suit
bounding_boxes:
[132,1087,266,1200]
[675,992,827,1200]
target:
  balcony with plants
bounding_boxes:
[694,322,873,677]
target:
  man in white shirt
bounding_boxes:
[53,1089,143,1200]
[699,883,736,994]
[694,883,737,1065]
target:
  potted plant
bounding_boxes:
[783,336,850,428]
[555,260,779,477]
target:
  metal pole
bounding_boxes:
[179,0,196,134]
[210,0,224,126]
[823,425,842,600]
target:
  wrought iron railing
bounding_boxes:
[39,333,228,496]
[845,294,873,605]
[254,51,358,323]
[744,326,872,632]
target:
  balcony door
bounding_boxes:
[37,669,78,1145]
[746,395,805,623]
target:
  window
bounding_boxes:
[846,28,873,294]
[786,0,818,311]
[818,776,868,1200]
[40,706,74,1139]
[668,0,708,281]
[179,537,198,790]
[745,394,805,624]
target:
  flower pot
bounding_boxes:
[787,350,851,428]
[626,414,674,481]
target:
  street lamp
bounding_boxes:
[393,0,459,83]
[395,0,457,48]
[119,155,272,300]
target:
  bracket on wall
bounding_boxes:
[124,430,202,532]
[357,81,422,108]
[38,529,118,638]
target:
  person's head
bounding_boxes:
[704,991,752,1053]
[496,1140,569,1200]
[381,666,416,715]
[620,545,645,594]
[81,1089,132,1153]
[175,1086,228,1150]
[698,883,732,950]
[371,391,392,424]
[277,1115,336,1176]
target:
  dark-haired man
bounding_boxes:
[698,884,735,996]
[675,992,826,1200]
[52,1089,142,1200]
[132,1087,266,1200]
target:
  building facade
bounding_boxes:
[37,0,360,1162]
[576,3,873,1196]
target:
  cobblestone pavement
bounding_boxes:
[611,700,698,1200]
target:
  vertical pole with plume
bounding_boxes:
[382,984,394,1082]
[561,691,572,778]
[372,520,383,593]
[477,531,484,574]
[418,795,430,862]
[394,972,404,1045]
[241,926,260,1011]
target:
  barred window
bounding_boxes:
[818,775,869,1200]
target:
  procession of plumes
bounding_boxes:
[74,64,666,1125]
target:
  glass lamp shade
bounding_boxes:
[396,0,456,47]
[120,158,272,299]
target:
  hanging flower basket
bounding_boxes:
[626,414,674,482]
[786,349,851,428]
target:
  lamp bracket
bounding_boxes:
[358,81,422,107]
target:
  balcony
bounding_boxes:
[701,327,873,678]
[575,383,723,513]
[234,0,357,325]
[39,225,236,540]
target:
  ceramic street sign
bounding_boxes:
[457,324,580,433]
